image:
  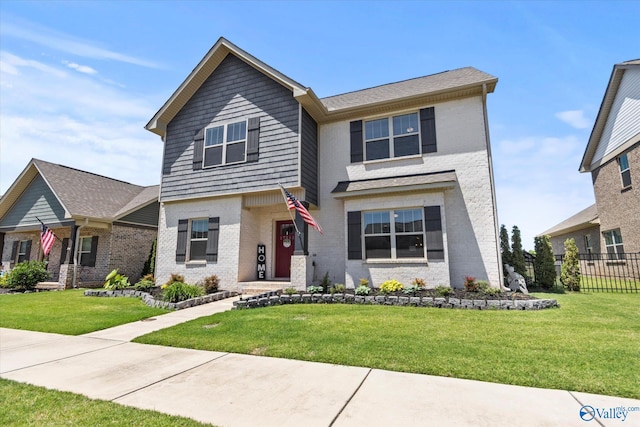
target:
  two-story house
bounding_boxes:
[541,60,639,260]
[145,38,501,291]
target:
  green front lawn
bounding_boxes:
[135,292,640,399]
[0,378,213,426]
[0,289,168,335]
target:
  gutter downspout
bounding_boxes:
[482,83,505,289]
[72,218,88,289]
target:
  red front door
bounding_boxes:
[275,221,296,278]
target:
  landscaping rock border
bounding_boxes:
[84,289,237,310]
[233,291,559,311]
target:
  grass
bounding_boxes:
[0,378,213,426]
[0,289,168,335]
[135,292,640,399]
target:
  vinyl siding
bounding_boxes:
[300,107,318,206]
[118,202,160,226]
[161,54,301,201]
[0,175,66,228]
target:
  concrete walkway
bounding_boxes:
[1,298,639,426]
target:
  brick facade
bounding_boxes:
[591,142,640,254]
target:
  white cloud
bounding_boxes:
[0,15,161,69]
[0,51,163,193]
[65,62,98,75]
[555,109,591,129]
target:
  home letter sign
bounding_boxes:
[257,244,266,280]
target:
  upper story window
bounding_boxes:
[618,153,631,188]
[603,229,624,260]
[364,113,420,161]
[204,120,247,167]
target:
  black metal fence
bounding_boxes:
[525,253,640,293]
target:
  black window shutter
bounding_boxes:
[420,107,437,154]
[11,241,19,262]
[247,117,260,162]
[193,128,205,170]
[176,219,188,262]
[60,238,69,264]
[350,120,363,163]
[424,206,444,261]
[81,236,99,267]
[347,211,362,260]
[206,217,220,262]
[24,240,32,261]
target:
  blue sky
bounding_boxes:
[1,0,638,249]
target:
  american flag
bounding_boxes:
[280,185,323,235]
[40,223,56,256]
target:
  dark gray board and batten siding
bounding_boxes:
[0,175,67,229]
[118,202,160,227]
[161,54,308,202]
[300,108,318,206]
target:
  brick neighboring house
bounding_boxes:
[145,37,502,291]
[0,159,159,288]
[541,59,639,258]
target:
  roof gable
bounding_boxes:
[538,204,599,237]
[580,60,640,172]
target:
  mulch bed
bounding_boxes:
[289,288,536,300]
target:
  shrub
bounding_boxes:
[306,285,323,294]
[355,285,371,295]
[164,273,185,287]
[0,274,10,288]
[320,272,331,293]
[330,283,346,294]
[380,279,403,294]
[483,286,502,297]
[534,235,556,289]
[561,238,581,291]
[359,278,370,287]
[133,275,155,293]
[511,226,527,277]
[283,287,298,296]
[411,278,426,289]
[476,280,490,293]
[464,276,478,292]
[5,261,51,291]
[402,285,421,295]
[162,282,204,303]
[435,285,453,297]
[141,237,157,277]
[202,275,220,294]
[104,269,130,290]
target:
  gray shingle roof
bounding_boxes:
[332,170,457,197]
[538,204,599,237]
[321,67,497,111]
[33,159,156,220]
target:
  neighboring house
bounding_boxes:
[543,59,639,259]
[145,37,502,291]
[0,159,159,288]
[539,204,600,255]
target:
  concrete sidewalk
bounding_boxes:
[1,299,639,427]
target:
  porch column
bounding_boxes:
[294,201,309,255]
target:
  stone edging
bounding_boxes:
[84,289,237,310]
[233,291,559,310]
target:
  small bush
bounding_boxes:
[355,285,371,295]
[435,285,453,297]
[202,275,220,294]
[359,278,370,287]
[464,276,478,292]
[104,269,130,290]
[164,273,185,287]
[411,278,426,289]
[320,272,331,293]
[476,280,490,293]
[162,282,204,303]
[5,261,51,291]
[402,285,421,295]
[330,284,346,294]
[133,277,155,293]
[380,279,403,295]
[561,238,581,292]
[0,274,10,288]
[283,287,298,296]
[483,287,502,297]
[306,285,323,294]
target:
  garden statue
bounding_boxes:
[504,264,529,294]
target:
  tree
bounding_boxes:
[141,237,157,279]
[561,238,581,291]
[533,235,556,289]
[511,226,527,277]
[499,225,512,269]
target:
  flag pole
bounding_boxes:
[35,217,64,243]
[278,183,306,253]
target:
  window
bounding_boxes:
[363,209,425,259]
[203,120,247,167]
[78,236,98,267]
[603,229,624,260]
[189,219,208,261]
[364,113,420,161]
[618,153,631,188]
[17,240,30,263]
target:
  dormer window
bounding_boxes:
[203,120,247,167]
